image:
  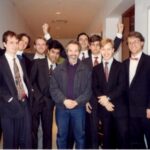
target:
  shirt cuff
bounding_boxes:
[116,33,122,39]
[44,33,51,40]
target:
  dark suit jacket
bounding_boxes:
[0,55,33,118]
[0,48,5,56]
[123,53,150,118]
[30,58,54,113]
[92,59,127,117]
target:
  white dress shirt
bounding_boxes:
[34,52,45,59]
[5,52,28,96]
[129,51,142,85]
[47,58,56,70]
[79,50,89,60]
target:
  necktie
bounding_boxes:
[82,53,85,60]
[13,58,26,101]
[49,64,53,76]
[93,56,99,66]
[104,62,109,82]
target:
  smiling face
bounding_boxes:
[34,38,47,55]
[127,37,144,55]
[66,41,80,64]
[18,36,29,51]
[78,34,89,51]
[100,39,114,61]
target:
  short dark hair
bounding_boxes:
[48,40,67,58]
[127,31,145,43]
[2,30,17,43]
[77,32,89,42]
[48,40,64,52]
[17,33,31,49]
[89,34,102,43]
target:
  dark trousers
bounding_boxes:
[129,117,150,149]
[101,113,129,149]
[1,105,32,149]
[56,107,86,149]
[32,100,54,149]
[85,109,99,148]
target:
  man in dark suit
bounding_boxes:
[17,33,33,76]
[30,40,62,149]
[83,24,124,149]
[0,31,32,149]
[123,31,150,148]
[92,38,128,149]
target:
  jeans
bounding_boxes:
[56,106,85,149]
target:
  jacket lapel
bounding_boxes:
[130,53,144,88]
[2,56,17,95]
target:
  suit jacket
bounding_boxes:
[123,53,150,118]
[92,59,127,117]
[0,48,5,56]
[50,59,92,108]
[30,58,54,113]
[0,55,33,118]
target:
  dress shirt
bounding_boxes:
[5,52,28,96]
[91,53,102,66]
[129,51,142,85]
[79,50,89,60]
[34,53,45,60]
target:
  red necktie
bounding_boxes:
[104,62,109,82]
[93,57,99,66]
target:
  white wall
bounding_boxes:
[135,0,150,54]
[0,0,33,48]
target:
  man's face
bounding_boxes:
[78,35,89,50]
[67,43,80,62]
[48,48,60,63]
[101,43,114,61]
[89,41,101,55]
[127,37,143,55]
[34,39,47,55]
[3,36,18,55]
[18,36,29,50]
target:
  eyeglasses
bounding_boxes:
[128,40,141,46]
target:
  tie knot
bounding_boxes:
[50,64,53,69]
[105,62,109,65]
[94,56,98,60]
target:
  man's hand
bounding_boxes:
[105,101,115,112]
[98,95,109,107]
[42,23,50,34]
[117,23,124,34]
[63,99,78,109]
[146,109,150,119]
[86,102,92,114]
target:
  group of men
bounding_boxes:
[0,22,150,149]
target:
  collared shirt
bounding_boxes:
[91,53,102,66]
[16,50,23,56]
[47,57,56,70]
[79,50,89,60]
[5,52,28,96]
[34,52,45,60]
[102,57,114,73]
[129,51,142,85]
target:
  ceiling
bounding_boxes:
[11,0,106,39]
